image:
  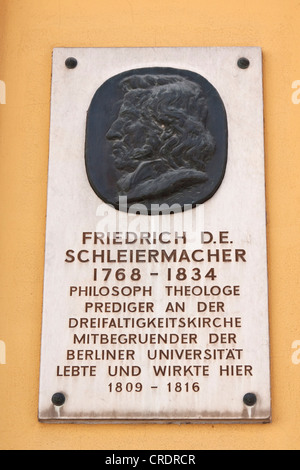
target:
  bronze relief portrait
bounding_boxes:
[85,67,228,214]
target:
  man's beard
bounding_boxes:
[112,142,154,171]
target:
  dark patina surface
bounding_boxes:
[85,67,228,214]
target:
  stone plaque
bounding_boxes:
[39,47,271,423]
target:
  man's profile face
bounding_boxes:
[106,97,154,172]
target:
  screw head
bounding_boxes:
[51,392,66,407]
[65,57,78,69]
[243,393,257,407]
[237,57,250,69]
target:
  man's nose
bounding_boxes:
[106,121,123,140]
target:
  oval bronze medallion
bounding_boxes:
[85,67,228,214]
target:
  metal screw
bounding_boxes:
[51,392,66,406]
[65,57,78,69]
[237,57,250,69]
[243,393,257,407]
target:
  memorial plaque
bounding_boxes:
[39,47,271,423]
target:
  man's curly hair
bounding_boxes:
[117,74,215,173]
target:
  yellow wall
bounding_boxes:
[0,0,299,450]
